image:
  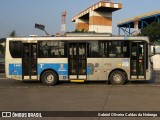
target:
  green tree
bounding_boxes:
[139,22,160,44]
[9,30,16,37]
[0,38,6,55]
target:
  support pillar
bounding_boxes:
[118,27,121,35]
[134,17,139,35]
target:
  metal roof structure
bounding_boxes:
[117,10,160,36]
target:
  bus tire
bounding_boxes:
[41,70,58,86]
[109,71,126,85]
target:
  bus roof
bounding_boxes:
[7,36,149,43]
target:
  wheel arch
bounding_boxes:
[40,69,59,82]
[108,68,128,81]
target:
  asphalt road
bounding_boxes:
[0,72,160,120]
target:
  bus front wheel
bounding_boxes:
[109,71,126,85]
[41,70,58,86]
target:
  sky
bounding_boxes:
[0,0,160,38]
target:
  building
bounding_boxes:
[117,10,160,36]
[72,0,122,33]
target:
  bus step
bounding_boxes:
[70,80,85,83]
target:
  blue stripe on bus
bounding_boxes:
[9,64,22,75]
[9,63,90,76]
[38,63,68,76]
[9,63,68,76]
[87,67,91,75]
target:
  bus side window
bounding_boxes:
[99,42,106,57]
[108,41,129,58]
[88,41,103,57]
[38,41,66,58]
[87,41,130,58]
[109,41,116,57]
[88,41,98,57]
[9,41,22,58]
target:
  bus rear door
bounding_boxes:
[22,43,38,80]
[130,41,146,79]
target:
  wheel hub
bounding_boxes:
[46,74,54,83]
[113,74,122,83]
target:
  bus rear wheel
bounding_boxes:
[41,70,58,86]
[109,71,126,85]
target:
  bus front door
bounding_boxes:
[68,43,87,81]
[22,43,37,80]
[130,42,146,79]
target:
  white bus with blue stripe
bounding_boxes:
[5,34,153,85]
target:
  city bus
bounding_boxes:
[5,33,153,85]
